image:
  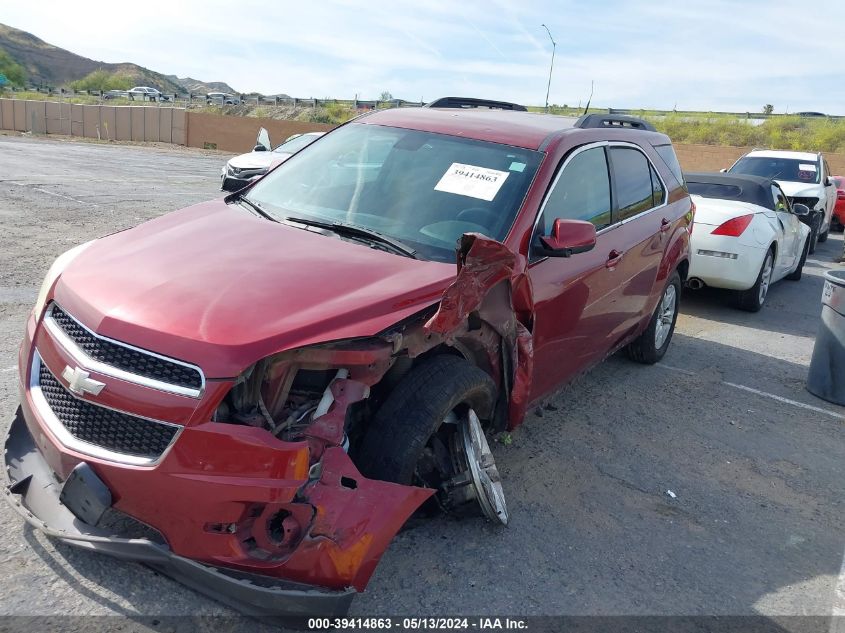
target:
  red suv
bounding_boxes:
[5,100,692,618]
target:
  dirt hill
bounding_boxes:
[0,23,236,94]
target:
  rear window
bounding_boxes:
[654,144,684,185]
[834,177,843,188]
[687,182,744,199]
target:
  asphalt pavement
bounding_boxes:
[0,134,843,631]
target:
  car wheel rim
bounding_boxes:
[759,253,773,305]
[654,283,677,350]
[439,409,508,525]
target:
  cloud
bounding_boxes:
[2,0,844,112]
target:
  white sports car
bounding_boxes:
[686,172,812,312]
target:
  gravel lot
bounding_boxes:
[0,134,843,630]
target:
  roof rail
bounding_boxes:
[575,113,656,132]
[425,97,527,111]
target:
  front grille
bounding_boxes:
[50,305,202,391]
[39,362,179,460]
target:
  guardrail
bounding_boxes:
[0,86,425,110]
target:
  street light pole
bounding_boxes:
[541,24,556,112]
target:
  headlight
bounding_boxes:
[33,241,94,319]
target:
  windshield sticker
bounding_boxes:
[509,161,526,173]
[798,163,817,172]
[435,163,510,201]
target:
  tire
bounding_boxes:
[786,236,810,281]
[818,226,829,243]
[737,248,774,312]
[626,271,681,365]
[357,355,496,487]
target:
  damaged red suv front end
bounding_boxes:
[5,106,691,619]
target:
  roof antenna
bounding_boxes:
[582,80,594,116]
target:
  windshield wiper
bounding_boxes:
[235,195,276,222]
[283,216,418,259]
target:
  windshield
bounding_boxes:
[273,133,320,154]
[730,156,820,184]
[246,123,543,262]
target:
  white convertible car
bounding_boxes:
[686,172,812,312]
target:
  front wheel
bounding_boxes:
[356,355,508,524]
[626,271,681,364]
[737,248,774,312]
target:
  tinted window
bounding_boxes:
[730,156,820,184]
[655,144,684,184]
[771,185,788,211]
[650,164,665,206]
[687,182,744,199]
[538,146,612,235]
[611,147,654,221]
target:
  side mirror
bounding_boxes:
[253,144,267,152]
[792,203,811,217]
[535,218,597,258]
[719,168,728,173]
[825,176,833,186]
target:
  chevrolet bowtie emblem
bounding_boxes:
[62,366,106,396]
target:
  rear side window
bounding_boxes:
[610,147,654,221]
[539,146,612,234]
[654,144,684,185]
[650,164,665,206]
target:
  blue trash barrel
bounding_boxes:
[807,269,845,405]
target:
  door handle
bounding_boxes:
[606,249,624,268]
[660,218,672,233]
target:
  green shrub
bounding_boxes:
[0,48,26,86]
[68,69,133,92]
[645,113,845,152]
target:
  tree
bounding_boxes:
[68,69,133,92]
[379,91,393,102]
[762,104,774,115]
[0,48,26,87]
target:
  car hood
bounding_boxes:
[53,200,455,378]
[775,180,822,199]
[228,151,283,170]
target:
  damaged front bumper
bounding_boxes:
[4,408,355,619]
[4,395,430,620]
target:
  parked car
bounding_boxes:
[206,92,240,105]
[685,172,812,311]
[5,104,692,618]
[221,129,324,191]
[832,175,844,231]
[102,89,128,100]
[726,149,837,253]
[127,86,163,102]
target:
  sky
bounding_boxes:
[3,0,844,113]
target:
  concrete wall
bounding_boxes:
[185,111,332,153]
[0,99,188,145]
[3,100,845,176]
